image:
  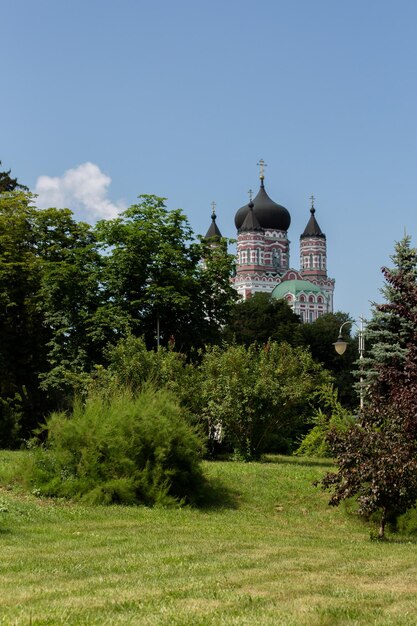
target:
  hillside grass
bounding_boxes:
[0,451,416,625]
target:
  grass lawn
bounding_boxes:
[0,452,416,626]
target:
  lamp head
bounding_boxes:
[333,335,348,355]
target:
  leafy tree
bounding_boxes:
[96,195,236,353]
[222,292,301,346]
[200,341,331,459]
[34,207,104,403]
[0,194,105,441]
[0,192,47,441]
[299,312,357,408]
[0,161,28,192]
[319,236,417,538]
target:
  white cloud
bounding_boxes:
[34,162,126,221]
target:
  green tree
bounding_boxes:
[200,341,331,459]
[360,235,417,395]
[222,292,301,346]
[96,195,236,353]
[299,312,357,408]
[319,236,417,538]
[0,191,46,442]
[34,207,104,404]
[0,161,28,193]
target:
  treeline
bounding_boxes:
[0,173,356,449]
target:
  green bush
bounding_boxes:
[200,342,331,459]
[394,506,417,536]
[86,335,203,425]
[27,386,205,506]
[295,384,354,457]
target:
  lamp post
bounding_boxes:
[333,317,366,411]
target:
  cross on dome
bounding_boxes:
[257,159,267,180]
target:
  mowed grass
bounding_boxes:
[0,452,417,625]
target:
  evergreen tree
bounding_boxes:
[360,235,417,397]
[0,161,28,192]
[320,236,417,538]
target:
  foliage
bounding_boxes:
[200,341,331,459]
[0,161,28,192]
[96,195,237,353]
[0,192,48,438]
[295,384,354,457]
[0,191,235,444]
[319,236,417,537]
[28,386,205,506]
[91,335,203,423]
[359,235,417,395]
[222,292,301,346]
[395,504,417,536]
[35,207,104,402]
[298,312,357,408]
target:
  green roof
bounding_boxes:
[271,279,322,299]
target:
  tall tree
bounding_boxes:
[96,195,236,353]
[0,192,46,442]
[299,312,357,408]
[222,292,301,346]
[34,207,103,403]
[319,236,417,537]
[0,161,28,192]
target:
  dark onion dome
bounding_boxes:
[205,206,222,239]
[239,200,262,232]
[235,179,291,231]
[301,198,325,238]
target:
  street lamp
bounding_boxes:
[333,317,366,411]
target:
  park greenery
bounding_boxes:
[319,236,417,537]
[1,452,417,625]
[2,162,417,541]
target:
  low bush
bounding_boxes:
[295,384,354,457]
[27,386,205,506]
[393,505,417,536]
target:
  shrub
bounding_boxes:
[394,506,417,536]
[295,384,354,457]
[86,335,203,425]
[27,386,205,506]
[200,342,331,459]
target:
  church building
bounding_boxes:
[205,161,335,323]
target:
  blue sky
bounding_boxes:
[2,0,417,323]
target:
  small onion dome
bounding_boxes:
[235,179,291,231]
[301,199,325,238]
[239,200,262,232]
[205,207,222,239]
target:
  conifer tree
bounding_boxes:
[320,236,417,538]
[360,235,417,395]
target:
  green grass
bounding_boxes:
[1,451,417,625]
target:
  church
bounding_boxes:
[205,161,335,322]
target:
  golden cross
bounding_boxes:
[257,159,267,179]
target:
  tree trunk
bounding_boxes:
[378,507,387,539]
